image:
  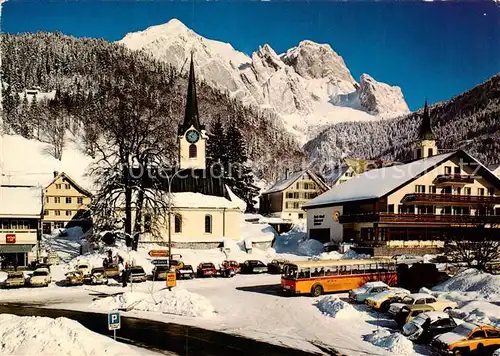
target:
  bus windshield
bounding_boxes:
[283,265,297,278]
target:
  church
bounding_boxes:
[142,55,243,249]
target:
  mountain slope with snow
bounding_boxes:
[118,19,410,142]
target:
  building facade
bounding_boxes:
[42,172,92,234]
[303,105,500,252]
[259,170,329,221]
[0,186,42,267]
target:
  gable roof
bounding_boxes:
[263,170,328,194]
[303,150,500,209]
[46,172,92,197]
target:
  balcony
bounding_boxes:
[402,193,500,205]
[339,213,500,225]
[433,174,475,186]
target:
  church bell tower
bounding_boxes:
[178,54,207,170]
[414,99,437,160]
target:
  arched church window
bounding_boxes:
[174,214,182,233]
[205,215,212,234]
[189,144,197,158]
[428,148,433,157]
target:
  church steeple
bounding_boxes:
[179,53,204,134]
[419,98,436,141]
[414,98,438,160]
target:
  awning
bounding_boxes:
[0,244,35,253]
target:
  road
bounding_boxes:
[0,303,330,356]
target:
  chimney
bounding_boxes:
[53,171,59,178]
[285,169,289,179]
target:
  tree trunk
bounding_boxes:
[132,188,145,251]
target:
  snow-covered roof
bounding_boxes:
[420,311,450,322]
[0,186,42,217]
[303,152,456,208]
[263,170,327,194]
[171,192,241,209]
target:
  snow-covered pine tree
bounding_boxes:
[206,116,226,173]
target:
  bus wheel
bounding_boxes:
[311,284,323,297]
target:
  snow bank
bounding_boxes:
[316,297,361,319]
[0,271,7,283]
[91,289,216,317]
[450,301,500,328]
[342,249,370,260]
[363,329,415,356]
[0,314,141,355]
[273,223,326,257]
[41,227,86,263]
[433,269,500,301]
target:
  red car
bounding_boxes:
[219,260,240,277]
[197,262,217,277]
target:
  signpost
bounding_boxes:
[148,250,169,258]
[166,272,176,289]
[5,234,16,243]
[151,259,170,266]
[108,311,121,340]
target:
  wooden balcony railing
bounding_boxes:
[433,174,475,185]
[339,213,500,224]
[402,193,500,205]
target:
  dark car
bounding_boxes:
[240,260,268,274]
[152,265,170,280]
[267,259,289,274]
[197,263,217,277]
[128,266,146,283]
[403,312,458,343]
[177,265,195,279]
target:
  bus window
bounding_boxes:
[340,265,351,275]
[284,265,297,278]
[352,264,364,274]
[325,266,338,276]
[298,268,310,279]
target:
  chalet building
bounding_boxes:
[303,102,500,255]
[141,55,242,248]
[42,172,92,234]
[0,186,42,267]
[330,158,401,186]
[259,170,329,222]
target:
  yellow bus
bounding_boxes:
[281,258,397,297]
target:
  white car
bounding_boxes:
[493,347,500,356]
[29,268,51,287]
[76,263,92,277]
[389,293,457,316]
[348,281,390,303]
[392,254,424,265]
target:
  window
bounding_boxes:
[66,197,72,204]
[487,330,500,338]
[454,187,462,195]
[55,210,61,216]
[425,297,436,304]
[428,148,433,157]
[415,148,421,159]
[287,192,293,199]
[54,197,60,203]
[488,188,495,196]
[444,166,452,174]
[46,196,50,203]
[189,144,197,158]
[415,299,426,305]
[415,185,426,193]
[471,331,486,339]
[298,213,304,219]
[144,214,152,232]
[388,204,394,213]
[77,197,83,204]
[454,167,460,174]
[478,188,485,196]
[55,184,61,189]
[204,215,212,233]
[65,183,71,189]
[429,185,436,194]
[65,210,71,216]
[398,205,404,214]
[174,214,182,233]
[44,210,49,216]
[464,187,471,195]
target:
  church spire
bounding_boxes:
[179,52,203,134]
[419,98,435,141]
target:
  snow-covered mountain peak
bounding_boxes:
[358,73,410,117]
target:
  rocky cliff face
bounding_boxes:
[118,19,410,140]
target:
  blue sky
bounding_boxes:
[2,0,500,111]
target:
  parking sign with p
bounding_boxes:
[108,311,121,331]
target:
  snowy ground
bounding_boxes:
[0,314,168,356]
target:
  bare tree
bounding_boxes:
[446,234,500,272]
[40,103,66,160]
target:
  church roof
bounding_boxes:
[419,99,436,141]
[178,54,205,134]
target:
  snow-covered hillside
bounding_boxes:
[118,19,410,143]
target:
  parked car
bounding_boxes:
[349,281,390,303]
[240,260,268,274]
[152,265,170,280]
[432,323,500,356]
[76,263,92,277]
[219,260,240,277]
[168,259,185,271]
[104,263,120,279]
[365,288,411,312]
[402,311,458,343]
[4,272,26,288]
[392,254,424,265]
[493,347,500,356]
[389,293,457,316]
[89,267,108,285]
[65,271,84,286]
[267,259,289,274]
[29,268,51,287]
[197,263,217,277]
[395,305,436,327]
[128,266,146,283]
[177,265,195,279]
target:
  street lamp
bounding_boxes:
[164,168,187,266]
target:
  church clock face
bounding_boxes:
[186,130,200,143]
